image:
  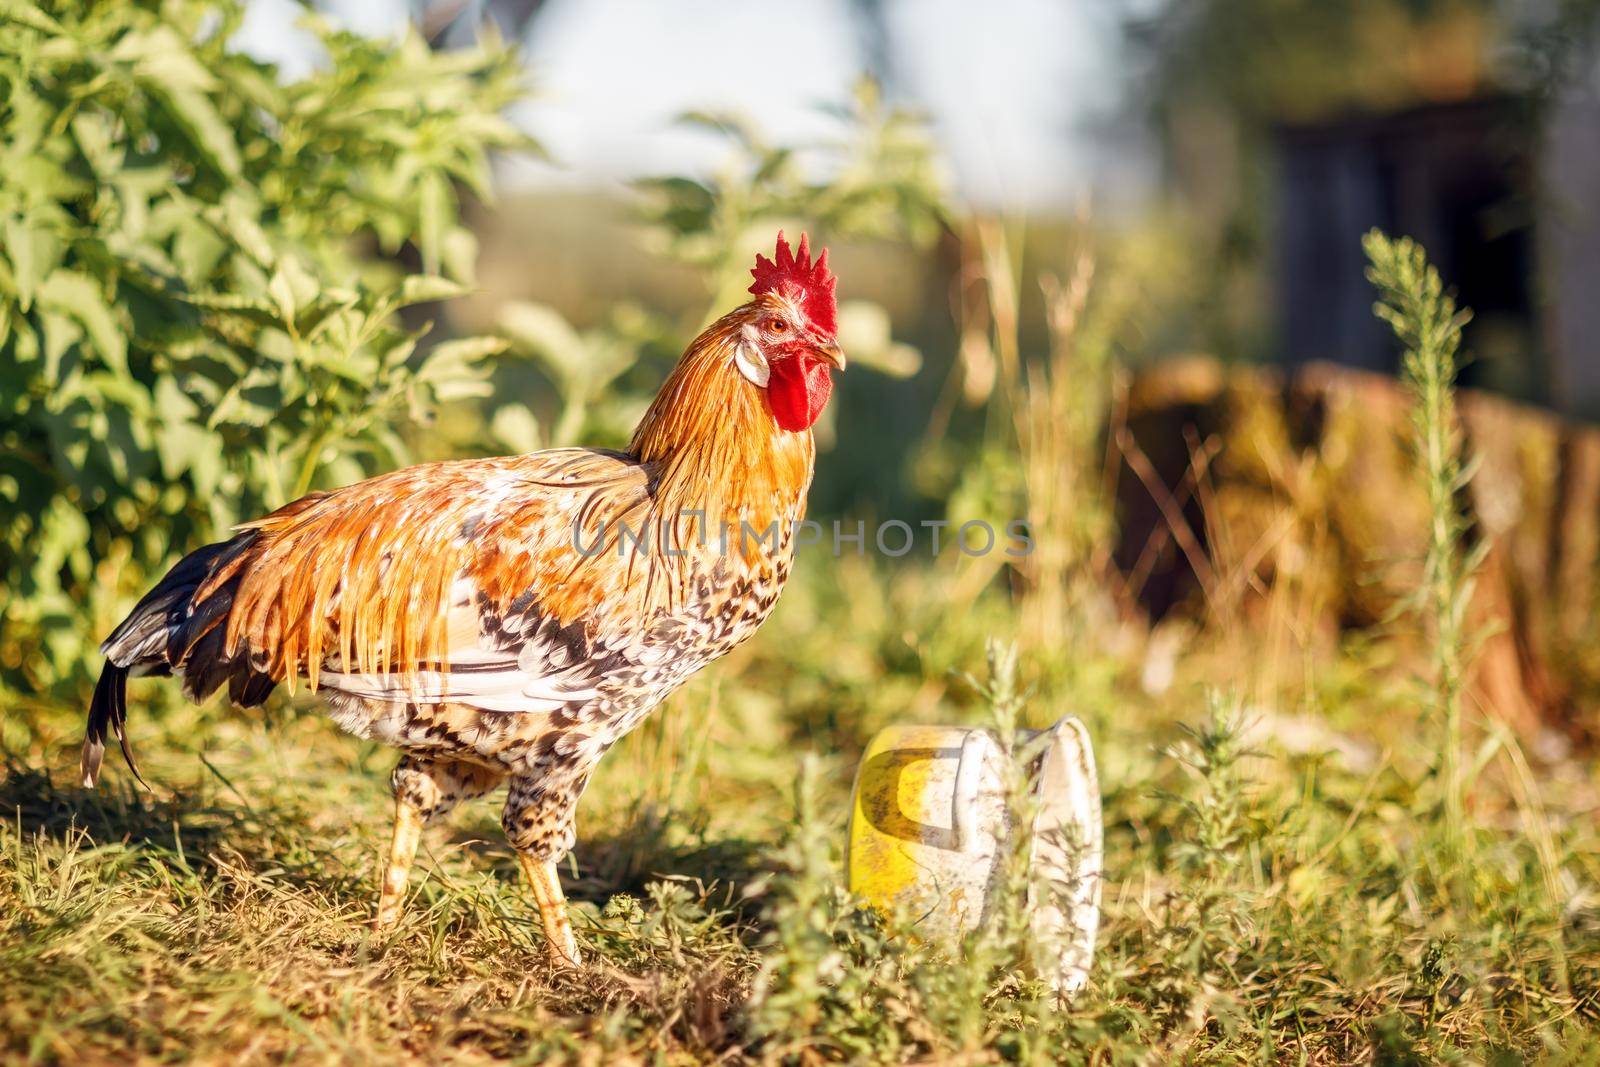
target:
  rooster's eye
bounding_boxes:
[768,319,789,334]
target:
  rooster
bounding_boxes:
[84,234,844,966]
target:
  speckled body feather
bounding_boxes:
[89,287,827,861]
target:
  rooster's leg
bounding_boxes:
[375,793,423,930]
[518,853,582,967]
[504,772,586,967]
[376,755,504,932]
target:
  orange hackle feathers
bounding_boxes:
[631,304,814,558]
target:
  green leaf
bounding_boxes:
[70,111,119,178]
[38,309,81,383]
[206,197,274,267]
[416,335,505,401]
[441,227,479,285]
[309,347,378,383]
[4,216,63,312]
[0,3,68,35]
[399,274,468,307]
[36,269,127,376]
[498,301,587,389]
[491,403,542,454]
[209,376,281,429]
[109,26,219,92]
[183,291,285,330]
[267,257,318,329]
[419,335,509,372]
[418,171,450,275]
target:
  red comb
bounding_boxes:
[749,231,837,337]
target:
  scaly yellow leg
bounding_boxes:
[518,854,582,967]
[375,795,424,931]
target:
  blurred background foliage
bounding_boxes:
[0,0,529,690]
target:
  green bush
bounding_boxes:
[0,1,527,692]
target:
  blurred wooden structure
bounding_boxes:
[1273,63,1600,416]
[1116,356,1600,740]
[1545,81,1600,416]
[1274,98,1541,401]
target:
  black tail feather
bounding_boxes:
[87,531,276,789]
[100,537,255,664]
[82,662,148,790]
[229,668,276,709]
[180,625,231,704]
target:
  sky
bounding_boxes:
[234,0,1148,209]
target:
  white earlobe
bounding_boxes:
[735,340,770,387]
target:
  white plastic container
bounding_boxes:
[846,716,1103,994]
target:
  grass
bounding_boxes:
[1365,228,1479,861]
[3,556,1598,1064]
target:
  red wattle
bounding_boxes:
[767,356,833,432]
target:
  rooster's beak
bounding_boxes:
[813,338,847,371]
